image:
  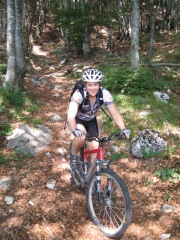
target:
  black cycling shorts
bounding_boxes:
[76,117,99,136]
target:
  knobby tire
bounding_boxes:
[86,168,132,239]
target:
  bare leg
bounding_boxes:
[71,124,86,155]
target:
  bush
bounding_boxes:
[0,86,27,109]
[0,64,7,75]
[102,66,166,95]
[0,86,39,125]
[0,121,12,136]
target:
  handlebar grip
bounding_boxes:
[119,129,131,139]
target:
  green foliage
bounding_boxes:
[155,168,180,182]
[170,51,180,63]
[0,64,7,75]
[0,121,12,136]
[0,156,11,164]
[20,115,43,126]
[1,86,27,109]
[0,86,38,123]
[15,148,33,159]
[51,1,121,52]
[145,179,154,186]
[13,149,33,168]
[101,65,166,95]
[172,31,180,39]
[165,145,176,158]
[102,84,180,141]
[0,149,33,166]
[111,152,126,161]
[164,193,170,202]
[142,148,164,159]
[150,96,180,127]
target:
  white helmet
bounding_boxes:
[82,68,103,82]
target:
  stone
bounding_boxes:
[0,177,13,189]
[139,110,151,116]
[131,129,166,158]
[112,146,120,153]
[160,233,171,240]
[39,76,48,85]
[153,91,170,103]
[52,93,60,97]
[50,114,61,122]
[161,204,174,213]
[7,125,52,156]
[5,196,14,205]
[47,180,56,189]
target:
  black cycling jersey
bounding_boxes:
[71,87,114,121]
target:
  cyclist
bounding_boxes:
[67,68,130,170]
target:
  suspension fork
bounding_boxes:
[96,160,103,205]
[107,176,113,197]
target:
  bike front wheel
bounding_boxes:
[86,168,132,239]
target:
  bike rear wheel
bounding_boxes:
[86,168,132,239]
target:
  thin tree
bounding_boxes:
[4,0,25,90]
[145,0,155,67]
[15,0,25,88]
[130,0,140,68]
[4,0,16,89]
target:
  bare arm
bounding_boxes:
[67,101,79,132]
[107,103,126,130]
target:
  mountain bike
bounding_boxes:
[70,131,132,239]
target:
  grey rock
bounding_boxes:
[39,76,48,85]
[153,91,170,103]
[0,177,13,189]
[6,125,52,156]
[160,234,171,240]
[5,196,14,205]
[52,93,60,97]
[161,204,174,213]
[31,78,41,86]
[112,146,120,153]
[47,180,56,190]
[131,129,166,158]
[50,114,61,122]
[54,84,66,93]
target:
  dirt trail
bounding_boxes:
[0,43,180,240]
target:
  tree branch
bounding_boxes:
[150,63,180,67]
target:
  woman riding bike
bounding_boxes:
[67,68,130,169]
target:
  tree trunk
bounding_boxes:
[83,25,90,56]
[4,0,17,89]
[0,1,7,44]
[145,0,155,67]
[4,0,25,90]
[15,0,25,88]
[130,0,140,68]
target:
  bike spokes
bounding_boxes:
[86,169,132,238]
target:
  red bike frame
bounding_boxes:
[83,146,104,161]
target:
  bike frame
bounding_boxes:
[82,143,110,187]
[83,146,104,161]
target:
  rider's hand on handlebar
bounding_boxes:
[72,129,85,138]
[120,129,131,139]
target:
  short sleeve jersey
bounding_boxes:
[70,87,114,121]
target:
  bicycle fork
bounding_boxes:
[96,160,103,205]
[95,160,111,205]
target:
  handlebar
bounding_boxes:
[86,130,131,143]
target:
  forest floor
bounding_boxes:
[0,31,180,240]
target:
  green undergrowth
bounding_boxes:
[100,63,180,165]
[0,86,41,137]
